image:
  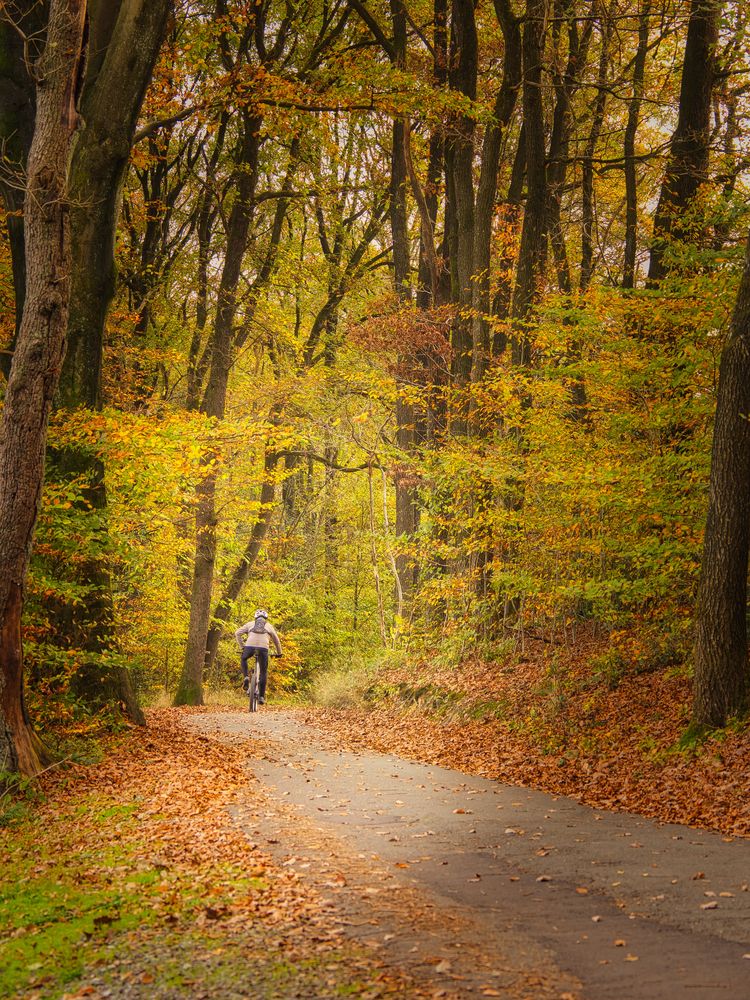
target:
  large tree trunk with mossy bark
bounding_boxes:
[692,232,750,728]
[0,0,87,777]
[59,0,173,409]
[53,0,171,723]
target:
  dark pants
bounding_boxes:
[241,646,268,698]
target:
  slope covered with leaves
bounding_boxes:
[307,645,750,838]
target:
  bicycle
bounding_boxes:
[246,651,280,713]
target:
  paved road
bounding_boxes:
[186,711,750,999]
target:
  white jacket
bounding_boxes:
[235,620,282,654]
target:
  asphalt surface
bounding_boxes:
[185,711,750,999]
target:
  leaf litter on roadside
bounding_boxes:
[302,650,750,838]
[0,708,441,999]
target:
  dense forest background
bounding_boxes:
[1,0,749,767]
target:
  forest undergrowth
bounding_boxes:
[306,637,750,839]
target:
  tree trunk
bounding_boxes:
[511,0,548,363]
[546,0,592,298]
[580,15,610,293]
[622,0,650,289]
[647,0,719,284]
[692,232,750,727]
[0,0,87,777]
[389,0,421,601]
[174,111,262,705]
[50,0,171,723]
[0,2,47,361]
[492,127,525,356]
[60,0,173,408]
[469,0,521,386]
[445,0,478,435]
[416,0,447,309]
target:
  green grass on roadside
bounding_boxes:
[1,796,156,997]
[0,790,269,999]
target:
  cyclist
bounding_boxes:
[235,609,282,705]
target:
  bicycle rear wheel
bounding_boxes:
[249,662,260,712]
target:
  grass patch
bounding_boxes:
[0,788,271,999]
[309,661,377,709]
[0,792,161,998]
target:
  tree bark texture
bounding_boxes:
[469,0,521,385]
[647,0,719,284]
[0,0,87,777]
[390,0,420,599]
[511,0,548,365]
[0,1,48,354]
[416,0,447,309]
[50,0,170,723]
[622,0,650,289]
[59,0,173,408]
[692,232,750,727]
[580,14,610,293]
[492,126,525,355]
[546,0,592,297]
[445,0,478,434]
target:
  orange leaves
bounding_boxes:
[348,297,454,383]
